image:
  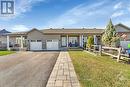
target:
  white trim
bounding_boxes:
[80,35,84,47]
[7,36,10,50]
[94,35,97,45]
[21,36,23,48]
[81,35,84,47]
[67,35,69,47]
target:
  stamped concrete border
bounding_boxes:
[46,51,80,87]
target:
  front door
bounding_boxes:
[61,37,67,47]
[69,37,78,47]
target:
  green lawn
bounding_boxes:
[0,51,15,56]
[69,51,130,87]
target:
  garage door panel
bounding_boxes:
[30,42,42,51]
[46,40,59,50]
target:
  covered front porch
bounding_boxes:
[61,34,101,48]
[6,33,27,51]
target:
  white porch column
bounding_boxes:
[79,35,81,47]
[21,36,23,48]
[67,35,69,47]
[80,35,83,47]
[94,35,97,45]
[81,35,84,47]
[7,35,10,50]
[86,36,88,44]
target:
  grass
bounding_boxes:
[0,51,15,56]
[69,51,130,87]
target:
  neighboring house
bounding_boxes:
[115,23,130,49]
[115,23,130,40]
[2,23,130,51]
[0,29,11,49]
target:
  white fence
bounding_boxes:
[101,46,121,62]
[86,45,122,62]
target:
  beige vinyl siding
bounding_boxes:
[27,30,61,49]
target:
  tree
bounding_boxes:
[111,36,120,47]
[102,19,117,46]
[87,36,94,48]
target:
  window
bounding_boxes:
[37,40,42,42]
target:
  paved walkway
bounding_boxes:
[46,51,80,87]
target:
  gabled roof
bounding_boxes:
[115,23,130,31]
[27,28,43,35]
[0,29,11,35]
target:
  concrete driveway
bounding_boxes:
[0,51,59,87]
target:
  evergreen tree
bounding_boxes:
[102,19,117,46]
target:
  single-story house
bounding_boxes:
[6,28,104,51]
[1,23,130,51]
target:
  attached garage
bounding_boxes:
[30,40,42,51]
[46,40,59,50]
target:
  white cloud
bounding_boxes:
[111,11,124,18]
[123,21,130,27]
[0,0,46,20]
[128,6,130,12]
[11,25,29,31]
[15,0,45,16]
[44,1,107,28]
[114,2,123,10]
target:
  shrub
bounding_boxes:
[87,36,94,48]
[83,42,87,49]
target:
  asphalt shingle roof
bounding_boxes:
[41,28,104,34]
[8,28,105,35]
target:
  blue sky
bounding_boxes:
[0,0,130,32]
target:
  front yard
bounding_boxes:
[69,51,130,87]
[0,51,15,56]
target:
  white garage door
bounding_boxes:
[46,40,59,50]
[120,41,130,49]
[30,40,42,51]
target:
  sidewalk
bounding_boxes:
[46,51,80,87]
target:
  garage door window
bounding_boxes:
[37,40,42,42]
[31,40,36,42]
[47,40,52,42]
